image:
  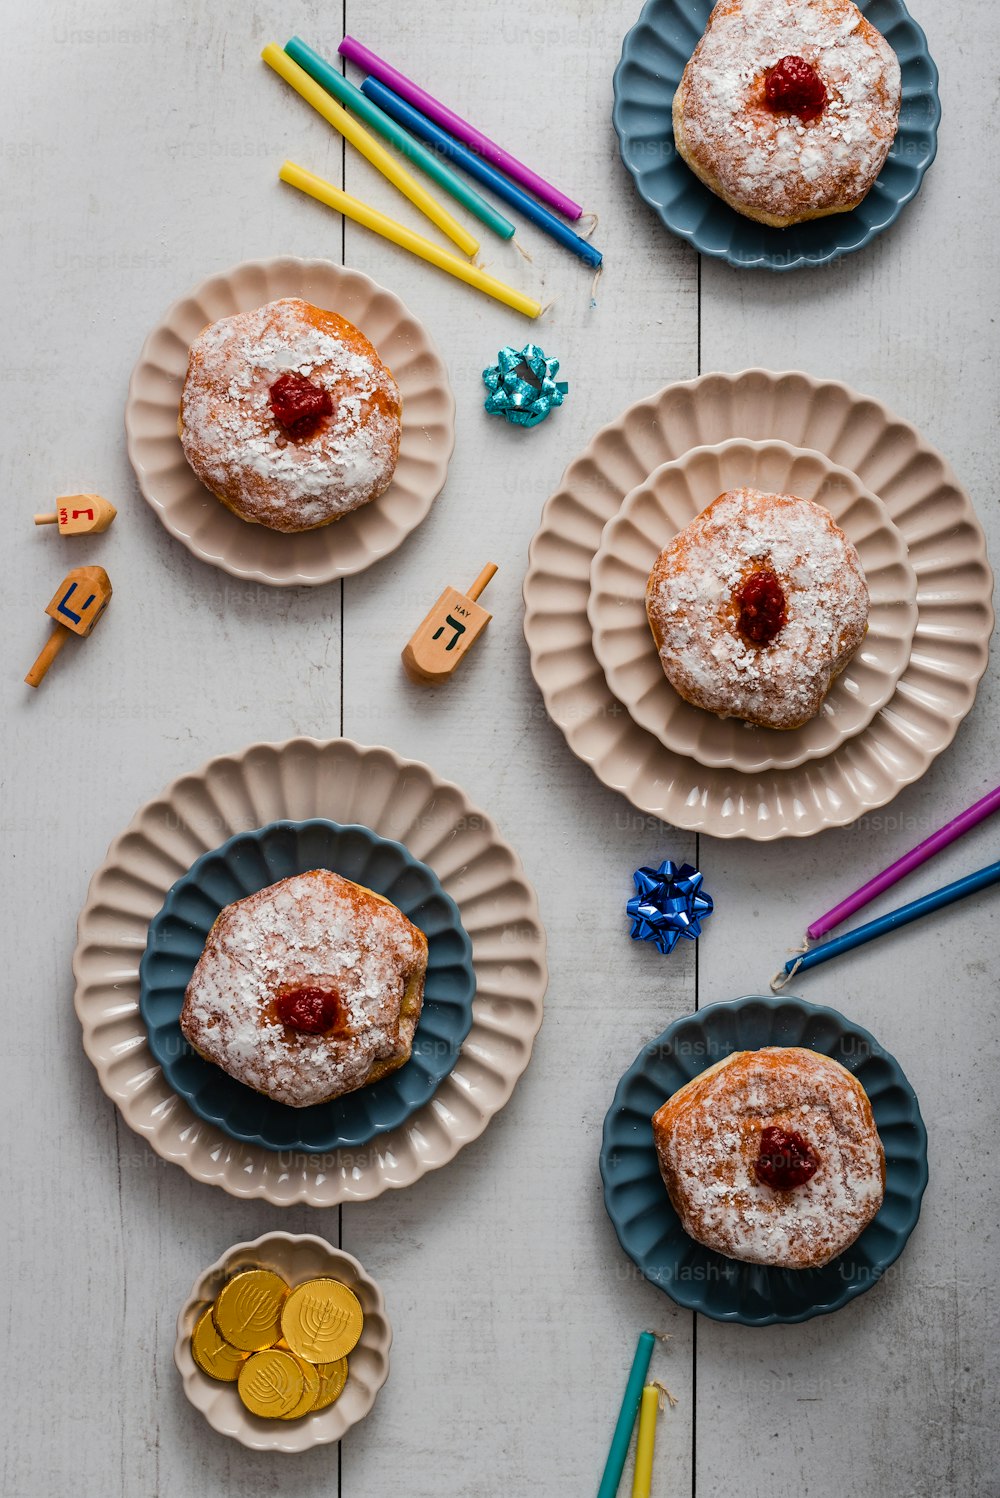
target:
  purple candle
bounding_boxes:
[338,34,584,220]
[807,783,1000,939]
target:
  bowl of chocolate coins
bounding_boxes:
[174,1231,391,1451]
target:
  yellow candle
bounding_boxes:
[279,161,541,320]
[262,44,479,258]
[631,1385,659,1498]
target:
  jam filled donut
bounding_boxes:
[179,297,402,532]
[672,0,901,227]
[652,1048,886,1269]
[645,487,869,730]
[179,869,428,1107]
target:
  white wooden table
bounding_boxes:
[4,2,997,1494]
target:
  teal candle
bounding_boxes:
[597,1331,656,1498]
[284,38,516,241]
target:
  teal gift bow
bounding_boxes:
[482,343,568,428]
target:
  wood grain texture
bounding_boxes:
[0,0,995,1495]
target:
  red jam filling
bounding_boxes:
[274,986,345,1035]
[737,567,788,644]
[754,1125,820,1190]
[268,371,334,440]
[764,55,828,121]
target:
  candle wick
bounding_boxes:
[651,1378,678,1411]
[769,937,810,993]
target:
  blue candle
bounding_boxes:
[360,75,603,268]
[785,857,1000,977]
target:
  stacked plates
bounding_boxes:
[523,370,993,839]
[74,738,547,1205]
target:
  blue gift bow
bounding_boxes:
[627,859,714,955]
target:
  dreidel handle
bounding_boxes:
[25,625,69,688]
[466,563,498,602]
[34,512,58,525]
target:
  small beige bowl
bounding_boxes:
[174,1232,391,1452]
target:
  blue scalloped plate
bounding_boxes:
[612,0,940,269]
[139,820,476,1153]
[601,996,928,1324]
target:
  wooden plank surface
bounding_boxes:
[0,0,995,1495]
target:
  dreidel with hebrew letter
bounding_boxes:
[34,493,117,536]
[25,566,112,688]
[402,563,498,685]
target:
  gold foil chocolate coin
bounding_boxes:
[281,1355,321,1420]
[310,1357,349,1411]
[280,1278,364,1362]
[237,1349,305,1418]
[213,1269,288,1351]
[190,1305,249,1382]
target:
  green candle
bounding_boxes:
[597,1331,656,1498]
[284,38,516,241]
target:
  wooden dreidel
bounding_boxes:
[25,565,112,688]
[34,493,117,536]
[402,563,498,685]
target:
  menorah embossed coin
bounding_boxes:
[190,1307,249,1382]
[213,1269,288,1351]
[237,1349,306,1418]
[280,1279,364,1362]
[310,1358,349,1412]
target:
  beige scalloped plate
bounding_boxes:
[175,1232,390,1452]
[125,258,455,586]
[73,739,546,1205]
[524,370,993,839]
[589,439,918,773]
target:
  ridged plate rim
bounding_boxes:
[140,818,476,1152]
[612,0,941,270]
[174,1231,391,1450]
[125,257,456,586]
[600,994,929,1324]
[522,368,994,839]
[74,738,547,1206]
[588,437,919,771]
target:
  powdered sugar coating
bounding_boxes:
[179,298,402,532]
[645,487,869,729]
[673,0,901,226]
[179,870,427,1108]
[653,1047,886,1268]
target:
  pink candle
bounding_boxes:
[338,35,584,220]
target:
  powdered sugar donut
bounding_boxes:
[652,1048,886,1269]
[179,869,428,1107]
[672,0,901,227]
[179,297,402,532]
[645,487,869,730]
